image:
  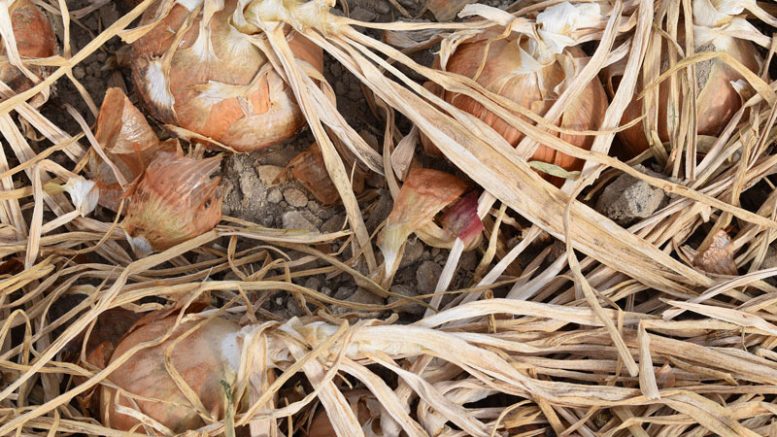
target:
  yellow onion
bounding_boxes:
[428,3,608,184]
[131,0,324,152]
[604,2,762,158]
[0,0,56,96]
[100,315,242,433]
[90,87,177,211]
[122,152,222,254]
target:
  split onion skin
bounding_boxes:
[90,87,176,212]
[0,0,56,94]
[432,34,608,184]
[604,32,761,158]
[101,316,242,433]
[131,0,324,152]
[122,152,223,252]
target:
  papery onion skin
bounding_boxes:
[131,0,324,152]
[605,32,761,158]
[437,34,608,184]
[100,316,242,433]
[122,152,223,253]
[90,88,176,211]
[1,0,56,94]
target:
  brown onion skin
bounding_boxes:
[435,34,608,185]
[605,34,761,158]
[131,0,324,153]
[100,316,241,433]
[0,0,56,93]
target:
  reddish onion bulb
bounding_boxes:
[439,36,607,179]
[0,0,56,95]
[131,0,323,152]
[604,12,762,157]
[100,316,242,433]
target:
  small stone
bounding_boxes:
[365,191,393,232]
[596,165,667,225]
[350,6,378,22]
[388,284,424,316]
[267,188,283,204]
[416,260,442,293]
[304,277,322,291]
[282,211,318,232]
[398,238,424,269]
[283,187,308,208]
[73,66,86,79]
[332,288,384,317]
[321,214,346,233]
[256,165,284,186]
[459,250,478,272]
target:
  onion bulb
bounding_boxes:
[131,0,323,152]
[0,0,56,97]
[428,2,608,183]
[100,315,241,433]
[604,1,762,158]
[123,152,222,255]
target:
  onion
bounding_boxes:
[0,0,56,97]
[428,3,608,183]
[122,152,223,255]
[131,0,323,152]
[100,315,242,433]
[604,2,762,158]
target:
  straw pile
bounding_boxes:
[2,0,777,436]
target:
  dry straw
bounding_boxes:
[2,0,777,436]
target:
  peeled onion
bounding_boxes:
[122,152,223,254]
[131,0,324,152]
[100,315,242,433]
[432,29,608,182]
[0,0,56,96]
[604,10,762,157]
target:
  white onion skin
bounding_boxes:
[100,316,242,433]
[605,33,761,158]
[432,33,608,185]
[131,0,323,152]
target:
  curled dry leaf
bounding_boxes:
[603,2,762,158]
[131,0,323,152]
[378,168,467,274]
[288,143,363,206]
[693,230,738,275]
[0,0,56,100]
[123,152,223,255]
[440,191,484,249]
[90,87,177,211]
[426,2,608,185]
[101,315,241,433]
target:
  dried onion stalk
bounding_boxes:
[131,0,323,152]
